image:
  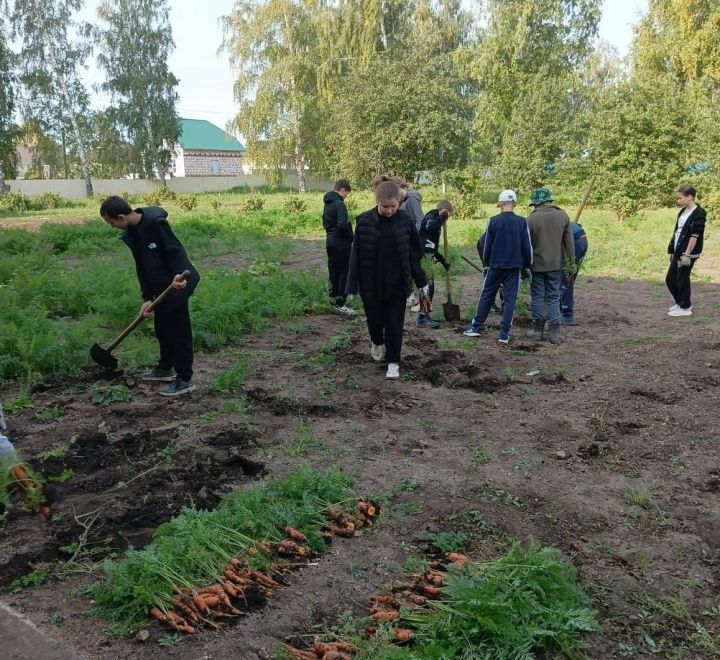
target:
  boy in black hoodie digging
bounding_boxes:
[322,179,356,316]
[100,195,200,396]
[417,200,454,328]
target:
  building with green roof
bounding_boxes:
[170,118,246,177]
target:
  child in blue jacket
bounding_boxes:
[464,190,533,344]
[560,222,588,325]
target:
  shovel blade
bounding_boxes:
[90,343,118,370]
[443,302,461,322]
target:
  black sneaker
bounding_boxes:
[142,367,176,382]
[158,378,197,397]
[417,315,440,329]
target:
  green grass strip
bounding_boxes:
[86,466,355,636]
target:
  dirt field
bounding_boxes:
[1,258,719,658]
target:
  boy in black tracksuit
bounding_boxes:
[417,200,453,328]
[322,179,356,316]
[100,195,200,396]
[346,181,428,380]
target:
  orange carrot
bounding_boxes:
[223,581,238,598]
[149,607,167,622]
[165,610,188,626]
[202,595,220,609]
[407,594,426,606]
[394,628,413,642]
[320,531,333,544]
[229,557,243,570]
[248,570,280,588]
[258,540,272,553]
[175,624,196,634]
[365,625,378,635]
[192,595,209,613]
[284,526,308,542]
[173,602,200,623]
[331,524,354,538]
[446,552,468,566]
[371,610,400,621]
[369,594,397,606]
[278,539,306,555]
[422,585,441,598]
[321,652,353,660]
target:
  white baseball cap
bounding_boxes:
[498,189,517,203]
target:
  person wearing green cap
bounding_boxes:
[525,187,575,344]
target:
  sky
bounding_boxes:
[78,0,648,135]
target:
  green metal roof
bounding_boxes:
[178,118,245,152]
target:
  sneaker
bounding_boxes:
[668,304,679,313]
[334,305,357,316]
[158,378,197,397]
[142,366,176,382]
[491,303,503,315]
[410,303,421,312]
[370,343,386,362]
[386,363,400,379]
[417,315,440,329]
[498,330,510,344]
[560,315,577,326]
[406,293,418,308]
[463,325,485,337]
[668,306,692,317]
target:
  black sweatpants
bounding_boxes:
[326,239,352,306]
[665,257,696,309]
[363,296,407,364]
[154,294,194,381]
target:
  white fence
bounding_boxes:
[5,173,335,198]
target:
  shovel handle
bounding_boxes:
[107,270,190,351]
[442,222,453,303]
[574,175,596,223]
[461,255,484,274]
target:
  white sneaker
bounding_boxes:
[386,363,400,379]
[370,343,386,362]
[335,305,357,316]
[410,303,421,312]
[668,306,692,317]
[668,304,679,312]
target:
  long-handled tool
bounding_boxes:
[90,270,190,370]
[441,223,461,322]
[461,255,484,274]
[574,175,596,223]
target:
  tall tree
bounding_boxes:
[471,0,601,188]
[95,0,180,182]
[12,0,94,196]
[0,6,17,194]
[222,0,327,192]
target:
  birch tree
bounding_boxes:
[0,10,17,195]
[95,0,179,182]
[12,0,94,196]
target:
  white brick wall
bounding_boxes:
[181,150,244,177]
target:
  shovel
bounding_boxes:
[441,222,461,322]
[90,270,190,370]
[461,255,484,274]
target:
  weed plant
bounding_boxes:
[87,466,356,635]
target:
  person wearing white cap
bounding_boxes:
[463,190,533,344]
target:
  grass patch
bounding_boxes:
[211,357,248,394]
[90,384,132,406]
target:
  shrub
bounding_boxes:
[345,195,359,212]
[210,197,222,212]
[283,195,308,214]
[1,191,31,212]
[240,194,265,212]
[451,191,481,219]
[34,192,64,210]
[702,187,720,223]
[176,194,199,212]
[143,186,176,206]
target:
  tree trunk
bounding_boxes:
[294,147,307,193]
[144,115,166,184]
[0,166,7,197]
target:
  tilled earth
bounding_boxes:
[1,271,719,659]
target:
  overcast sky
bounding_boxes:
[78,0,647,135]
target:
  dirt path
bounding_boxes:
[1,271,719,658]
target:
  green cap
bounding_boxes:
[530,187,553,206]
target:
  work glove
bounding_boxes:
[419,294,432,315]
[679,255,692,268]
[420,285,430,297]
[521,268,531,281]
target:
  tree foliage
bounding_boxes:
[95,0,180,181]
[0,11,18,193]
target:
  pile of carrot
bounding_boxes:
[9,464,52,519]
[283,551,469,657]
[149,502,381,636]
[283,638,359,659]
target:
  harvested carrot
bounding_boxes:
[394,628,413,643]
[327,506,343,519]
[422,585,441,598]
[175,624,196,634]
[365,625,378,635]
[371,610,400,621]
[369,594,397,606]
[247,570,280,588]
[322,652,353,660]
[278,539,306,555]
[446,552,468,567]
[229,557,243,570]
[202,595,220,609]
[149,607,167,622]
[331,524,354,538]
[258,540,272,553]
[192,595,209,613]
[407,594,426,605]
[165,610,189,626]
[283,645,319,659]
[320,531,333,544]
[223,581,238,597]
[173,601,200,623]
[284,526,308,542]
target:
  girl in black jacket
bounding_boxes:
[666,185,706,316]
[346,181,428,379]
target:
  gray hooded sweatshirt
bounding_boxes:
[400,189,424,231]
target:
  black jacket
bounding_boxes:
[668,205,706,258]
[419,209,449,268]
[322,191,353,242]
[346,207,427,302]
[121,206,200,301]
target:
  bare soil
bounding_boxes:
[1,268,719,659]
